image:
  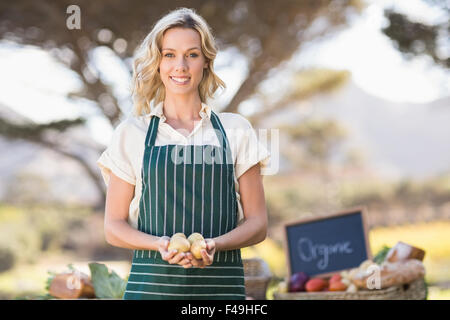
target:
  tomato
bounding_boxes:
[329,281,348,292]
[329,273,342,283]
[305,278,328,292]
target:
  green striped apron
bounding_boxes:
[123,111,246,300]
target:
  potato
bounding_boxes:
[190,239,207,259]
[172,232,187,239]
[187,232,204,245]
[168,236,190,253]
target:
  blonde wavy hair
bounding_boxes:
[131,7,226,117]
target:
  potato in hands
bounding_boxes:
[168,232,207,260]
[190,238,207,259]
[168,234,190,253]
[187,232,204,245]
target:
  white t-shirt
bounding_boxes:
[96,101,271,229]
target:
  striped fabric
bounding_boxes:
[123,111,246,300]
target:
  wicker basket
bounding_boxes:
[243,258,273,300]
[273,277,427,300]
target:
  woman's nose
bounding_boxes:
[175,57,188,71]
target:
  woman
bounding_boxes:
[97,7,271,300]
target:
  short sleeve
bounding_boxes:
[234,116,271,179]
[96,119,136,186]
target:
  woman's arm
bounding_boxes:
[104,172,160,250]
[104,172,196,268]
[213,163,268,251]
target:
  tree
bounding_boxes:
[248,68,351,125]
[0,0,364,207]
[283,117,348,176]
[381,0,449,68]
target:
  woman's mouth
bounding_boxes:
[170,76,191,85]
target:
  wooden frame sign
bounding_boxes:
[283,206,372,279]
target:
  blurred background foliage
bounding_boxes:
[0,0,449,299]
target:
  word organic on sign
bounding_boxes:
[283,207,371,277]
[297,238,354,270]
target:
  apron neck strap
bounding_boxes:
[145,116,160,147]
[145,112,232,166]
[210,111,233,166]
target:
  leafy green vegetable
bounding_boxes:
[88,262,126,299]
[373,245,391,265]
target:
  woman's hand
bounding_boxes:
[157,236,193,268]
[187,239,216,268]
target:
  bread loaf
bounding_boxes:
[351,259,425,290]
[386,242,425,262]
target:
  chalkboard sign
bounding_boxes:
[283,207,372,278]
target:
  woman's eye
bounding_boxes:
[163,52,198,58]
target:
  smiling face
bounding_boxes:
[159,27,208,97]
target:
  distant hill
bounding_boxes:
[262,78,450,179]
